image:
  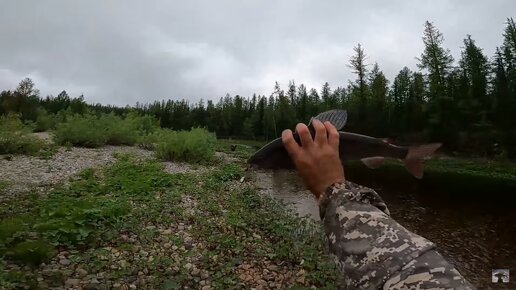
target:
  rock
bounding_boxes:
[191,268,200,276]
[76,268,88,278]
[258,279,267,286]
[162,229,172,235]
[171,245,178,251]
[65,278,80,287]
[296,269,305,277]
[139,250,149,257]
[200,271,209,279]
[184,241,193,250]
[163,242,172,249]
[84,284,100,290]
[59,258,71,266]
[201,286,211,290]
[296,276,305,284]
[184,263,193,270]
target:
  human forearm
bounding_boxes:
[319,182,474,289]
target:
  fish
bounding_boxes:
[248,109,441,179]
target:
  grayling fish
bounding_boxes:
[248,109,441,179]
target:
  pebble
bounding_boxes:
[200,271,209,279]
[162,229,172,235]
[191,268,201,276]
[59,258,71,266]
[184,263,193,270]
[201,286,212,290]
[65,278,80,287]
[76,268,88,278]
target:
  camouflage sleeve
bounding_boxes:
[319,181,475,289]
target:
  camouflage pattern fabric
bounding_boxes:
[319,181,475,289]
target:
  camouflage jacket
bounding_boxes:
[319,181,475,289]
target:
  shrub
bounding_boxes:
[99,114,139,145]
[0,114,47,155]
[53,113,159,148]
[149,128,216,163]
[34,108,56,132]
[53,114,106,147]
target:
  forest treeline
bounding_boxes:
[1,20,516,157]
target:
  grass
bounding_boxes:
[0,153,337,289]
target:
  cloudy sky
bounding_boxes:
[0,1,514,106]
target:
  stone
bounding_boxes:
[139,250,149,257]
[163,242,172,249]
[162,229,172,235]
[59,258,71,266]
[201,286,211,290]
[65,278,80,287]
[191,268,201,276]
[200,271,209,279]
[76,268,88,278]
[184,263,193,270]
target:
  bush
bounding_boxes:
[0,114,47,155]
[53,113,160,148]
[99,114,139,145]
[34,108,56,132]
[147,128,216,163]
[53,114,106,147]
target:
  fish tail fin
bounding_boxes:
[403,143,442,179]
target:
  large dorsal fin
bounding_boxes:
[309,109,348,130]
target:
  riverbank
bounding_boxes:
[0,141,337,289]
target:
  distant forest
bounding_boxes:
[1,20,516,157]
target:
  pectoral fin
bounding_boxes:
[360,157,385,169]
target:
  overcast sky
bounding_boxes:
[0,1,514,106]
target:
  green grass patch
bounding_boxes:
[0,155,175,266]
[0,181,8,192]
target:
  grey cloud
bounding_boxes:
[0,0,514,106]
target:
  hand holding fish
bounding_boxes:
[281,119,345,198]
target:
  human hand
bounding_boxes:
[281,119,345,199]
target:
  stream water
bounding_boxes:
[254,169,516,289]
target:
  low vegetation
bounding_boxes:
[0,154,336,289]
[53,112,159,148]
[143,128,217,163]
[0,114,50,156]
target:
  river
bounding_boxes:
[254,169,516,289]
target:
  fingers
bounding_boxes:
[312,119,328,145]
[324,121,340,148]
[282,129,300,157]
[295,123,313,148]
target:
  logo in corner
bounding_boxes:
[492,269,509,283]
